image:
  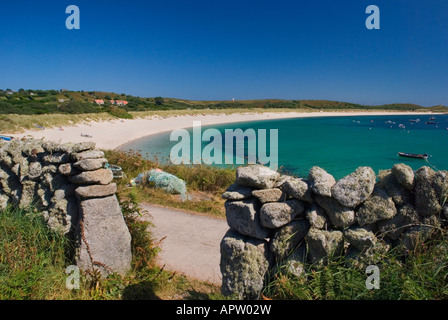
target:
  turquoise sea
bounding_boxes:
[119,114,448,180]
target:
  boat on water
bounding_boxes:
[409,119,420,123]
[0,135,13,141]
[398,152,429,159]
[426,117,436,125]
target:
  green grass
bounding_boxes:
[1,196,447,300]
[263,232,448,300]
[0,202,222,300]
[0,206,70,299]
[105,149,236,217]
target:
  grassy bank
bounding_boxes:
[105,150,236,218]
[263,230,448,300]
[2,204,447,300]
[0,112,116,133]
[0,203,221,300]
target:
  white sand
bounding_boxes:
[9,111,437,150]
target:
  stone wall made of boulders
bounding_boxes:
[0,138,131,275]
[220,164,448,299]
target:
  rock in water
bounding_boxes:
[331,167,376,208]
[220,229,272,300]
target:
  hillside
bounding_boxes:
[0,89,446,117]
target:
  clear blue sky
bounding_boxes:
[0,0,447,106]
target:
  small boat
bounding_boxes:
[399,124,406,129]
[426,117,436,125]
[398,152,429,159]
[409,119,420,123]
[0,135,13,141]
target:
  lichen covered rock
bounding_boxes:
[225,199,271,240]
[306,228,344,264]
[260,199,305,229]
[220,229,272,300]
[356,187,397,226]
[308,166,336,197]
[235,165,280,189]
[331,167,376,208]
[281,177,313,203]
[270,218,310,260]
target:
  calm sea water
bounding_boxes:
[119,114,448,180]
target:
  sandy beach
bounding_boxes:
[9,111,439,150]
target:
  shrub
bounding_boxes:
[106,106,133,119]
[0,207,70,299]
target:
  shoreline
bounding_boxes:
[8,111,440,150]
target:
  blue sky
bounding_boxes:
[0,1,447,106]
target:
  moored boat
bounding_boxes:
[398,152,429,159]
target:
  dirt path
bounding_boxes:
[140,203,229,285]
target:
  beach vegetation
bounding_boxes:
[104,150,236,217]
[1,89,446,133]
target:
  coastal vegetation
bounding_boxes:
[2,152,448,300]
[1,89,448,301]
[0,201,221,300]
[104,150,236,217]
[1,89,447,133]
[263,231,448,300]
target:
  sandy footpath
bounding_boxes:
[7,111,436,150]
[141,203,228,285]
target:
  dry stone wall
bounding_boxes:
[220,164,448,299]
[0,138,131,275]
